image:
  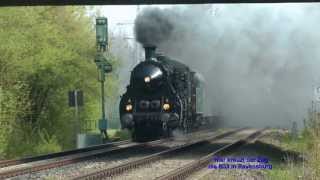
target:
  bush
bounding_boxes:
[34,131,61,155]
[112,129,131,140]
[5,125,62,158]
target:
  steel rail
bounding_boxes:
[72,128,247,180]
[155,128,267,180]
[0,138,170,179]
[0,127,217,170]
[0,140,131,169]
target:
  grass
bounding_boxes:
[107,128,131,141]
[264,128,319,180]
[85,128,131,141]
[266,165,302,180]
[308,138,320,178]
[280,131,313,152]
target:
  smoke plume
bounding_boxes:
[134,4,320,129]
[134,8,175,46]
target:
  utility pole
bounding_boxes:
[68,90,83,146]
[95,17,112,141]
[74,90,79,133]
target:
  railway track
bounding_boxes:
[72,128,256,180]
[0,128,218,179]
[156,128,267,180]
[0,140,131,169]
[0,138,169,179]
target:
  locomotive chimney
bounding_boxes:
[144,46,156,61]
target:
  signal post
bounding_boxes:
[95,17,112,141]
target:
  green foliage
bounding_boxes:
[266,165,302,180]
[5,124,62,158]
[305,113,320,178]
[0,6,121,158]
[265,111,320,180]
[112,129,131,140]
[35,131,61,155]
[280,131,313,152]
[97,129,130,141]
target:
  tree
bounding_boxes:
[0,6,120,158]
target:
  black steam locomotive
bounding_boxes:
[119,46,210,142]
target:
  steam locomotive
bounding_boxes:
[119,46,213,142]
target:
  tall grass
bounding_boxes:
[303,106,320,179]
[265,105,320,179]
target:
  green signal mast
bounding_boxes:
[95,17,112,141]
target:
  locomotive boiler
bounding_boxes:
[119,46,208,142]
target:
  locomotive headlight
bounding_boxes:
[163,103,170,111]
[125,104,133,111]
[144,76,151,83]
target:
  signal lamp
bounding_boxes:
[163,103,170,111]
[96,17,108,49]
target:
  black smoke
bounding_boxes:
[134,8,176,46]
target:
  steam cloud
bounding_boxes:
[134,4,320,129]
